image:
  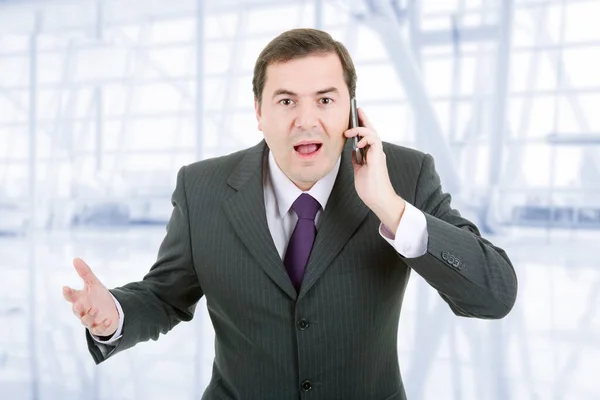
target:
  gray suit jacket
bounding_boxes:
[86,139,518,400]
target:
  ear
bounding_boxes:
[254,98,263,131]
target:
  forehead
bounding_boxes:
[263,53,346,94]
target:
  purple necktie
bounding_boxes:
[284,193,321,292]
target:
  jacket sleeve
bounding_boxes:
[86,165,204,364]
[401,153,518,319]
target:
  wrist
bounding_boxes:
[372,191,406,233]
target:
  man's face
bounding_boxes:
[255,53,350,191]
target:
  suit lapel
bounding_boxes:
[298,140,370,300]
[222,140,298,300]
[223,139,370,301]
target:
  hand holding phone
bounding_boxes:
[350,98,367,165]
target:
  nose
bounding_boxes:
[293,102,319,130]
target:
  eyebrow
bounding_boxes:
[272,87,340,99]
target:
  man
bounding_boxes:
[62,28,517,399]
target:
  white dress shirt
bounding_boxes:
[92,150,429,348]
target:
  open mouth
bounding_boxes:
[294,142,323,157]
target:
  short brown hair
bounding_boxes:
[252,28,357,106]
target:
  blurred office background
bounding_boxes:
[0,0,599,399]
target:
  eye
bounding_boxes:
[279,99,294,106]
[319,97,333,105]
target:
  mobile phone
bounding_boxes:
[350,97,366,165]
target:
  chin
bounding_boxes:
[293,168,328,185]
[286,153,336,183]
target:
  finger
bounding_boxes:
[62,286,84,303]
[80,308,99,327]
[344,127,373,138]
[81,318,95,330]
[63,286,75,302]
[73,258,100,287]
[357,107,375,131]
[95,318,112,330]
[72,303,84,318]
[356,134,381,150]
[90,319,114,336]
[356,136,370,148]
[72,304,83,318]
[72,299,92,318]
[80,315,94,328]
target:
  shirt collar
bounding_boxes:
[268,149,340,218]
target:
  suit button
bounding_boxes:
[448,255,455,264]
[297,319,309,330]
[453,259,460,268]
[301,380,312,391]
[442,251,449,261]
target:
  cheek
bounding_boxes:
[262,129,290,155]
[323,112,349,135]
[262,114,293,135]
[323,123,348,145]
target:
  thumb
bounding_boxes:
[73,258,100,287]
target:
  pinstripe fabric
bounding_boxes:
[86,139,518,400]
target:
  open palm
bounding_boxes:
[62,258,119,337]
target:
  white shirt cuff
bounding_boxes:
[379,201,428,258]
[90,292,124,344]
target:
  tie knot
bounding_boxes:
[292,193,320,220]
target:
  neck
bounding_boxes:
[293,181,316,192]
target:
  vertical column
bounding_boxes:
[195,0,205,161]
[91,4,105,397]
[488,3,514,397]
[94,1,104,173]
[488,0,514,188]
[314,0,323,30]
[194,2,206,397]
[28,11,41,400]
